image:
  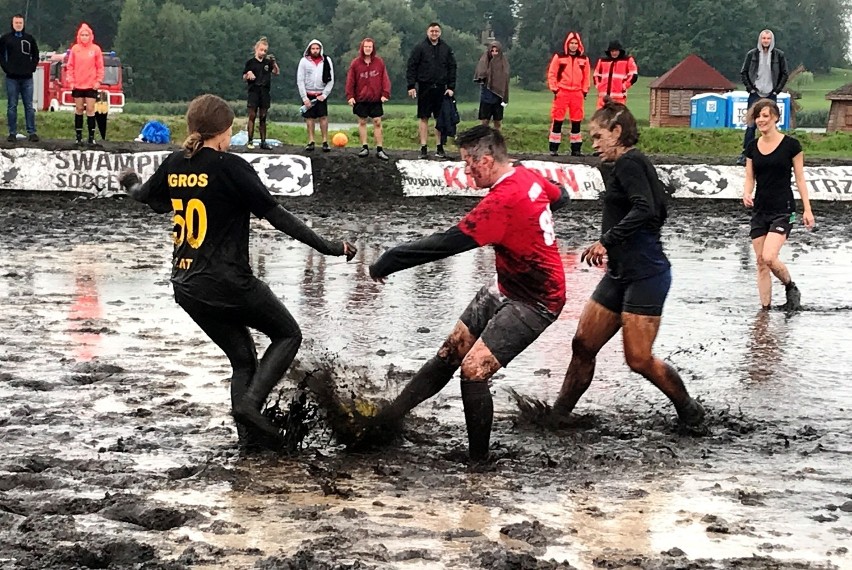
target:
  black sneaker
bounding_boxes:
[28,133,39,142]
[419,146,428,159]
[75,138,84,146]
[7,134,15,143]
[783,282,801,311]
[305,141,315,151]
[435,147,447,159]
[322,141,330,152]
[358,146,369,158]
[376,149,389,161]
[549,150,558,157]
[259,141,272,150]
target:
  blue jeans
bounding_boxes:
[6,77,36,135]
[742,91,776,152]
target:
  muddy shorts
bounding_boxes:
[416,85,444,119]
[459,279,560,367]
[592,269,671,317]
[72,88,99,99]
[353,101,384,119]
[247,89,271,110]
[750,211,795,240]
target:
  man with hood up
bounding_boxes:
[1,14,39,142]
[593,40,638,110]
[737,29,788,166]
[346,37,391,160]
[547,31,590,157]
[473,41,509,131]
[66,23,104,146]
[297,39,334,152]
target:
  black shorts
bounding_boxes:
[353,101,384,119]
[416,85,444,119]
[459,280,559,367]
[591,269,672,317]
[478,101,504,121]
[247,89,271,110]
[72,88,99,99]
[749,211,795,240]
[303,98,328,119]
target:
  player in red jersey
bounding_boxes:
[368,125,569,462]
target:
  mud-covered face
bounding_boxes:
[427,26,441,43]
[255,43,268,60]
[12,17,24,32]
[590,121,622,161]
[309,43,321,57]
[754,106,779,133]
[461,148,495,189]
[760,31,773,49]
[568,39,579,53]
[362,41,374,57]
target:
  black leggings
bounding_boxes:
[175,280,302,412]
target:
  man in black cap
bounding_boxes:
[592,40,638,110]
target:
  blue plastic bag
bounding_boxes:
[139,120,171,144]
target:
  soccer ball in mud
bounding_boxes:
[682,166,730,196]
[332,132,348,147]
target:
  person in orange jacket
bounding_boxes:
[547,31,590,156]
[66,23,104,146]
[593,40,638,110]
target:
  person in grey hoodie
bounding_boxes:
[737,29,788,165]
[0,14,39,142]
[296,39,334,152]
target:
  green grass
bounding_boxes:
[13,68,851,158]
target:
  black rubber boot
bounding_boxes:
[374,356,458,426]
[549,142,559,156]
[461,380,493,462]
[570,142,583,156]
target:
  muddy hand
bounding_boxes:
[343,241,357,262]
[580,242,607,266]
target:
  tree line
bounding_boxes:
[2,0,849,102]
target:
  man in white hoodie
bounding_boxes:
[737,29,788,166]
[297,39,334,151]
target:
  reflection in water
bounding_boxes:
[68,268,103,362]
[744,310,783,383]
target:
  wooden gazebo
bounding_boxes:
[649,55,735,127]
[826,83,852,132]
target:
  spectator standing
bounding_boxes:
[345,37,391,160]
[473,40,509,131]
[66,23,104,146]
[0,13,39,142]
[547,31,590,156]
[297,39,334,152]
[592,40,637,109]
[243,36,279,150]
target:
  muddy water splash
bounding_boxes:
[0,192,850,569]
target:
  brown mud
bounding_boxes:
[1,151,851,569]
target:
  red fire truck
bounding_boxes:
[33,51,130,113]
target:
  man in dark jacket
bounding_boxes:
[0,14,39,142]
[737,29,788,165]
[406,22,457,159]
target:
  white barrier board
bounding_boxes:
[0,148,314,196]
[397,159,852,201]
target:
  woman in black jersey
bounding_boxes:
[551,100,704,426]
[119,94,356,451]
[743,98,814,310]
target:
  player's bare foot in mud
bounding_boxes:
[677,397,706,427]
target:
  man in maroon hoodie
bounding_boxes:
[346,38,391,160]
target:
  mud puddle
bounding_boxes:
[1,191,850,569]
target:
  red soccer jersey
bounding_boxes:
[458,166,566,314]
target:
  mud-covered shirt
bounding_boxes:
[745,135,801,214]
[143,148,279,306]
[458,167,566,314]
[244,56,275,90]
[599,149,670,281]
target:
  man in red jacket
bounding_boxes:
[346,38,391,160]
[547,31,590,157]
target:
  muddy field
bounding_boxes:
[1,162,851,569]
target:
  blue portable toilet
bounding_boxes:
[777,92,791,130]
[690,93,728,128]
[726,90,792,130]
[726,90,751,129]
